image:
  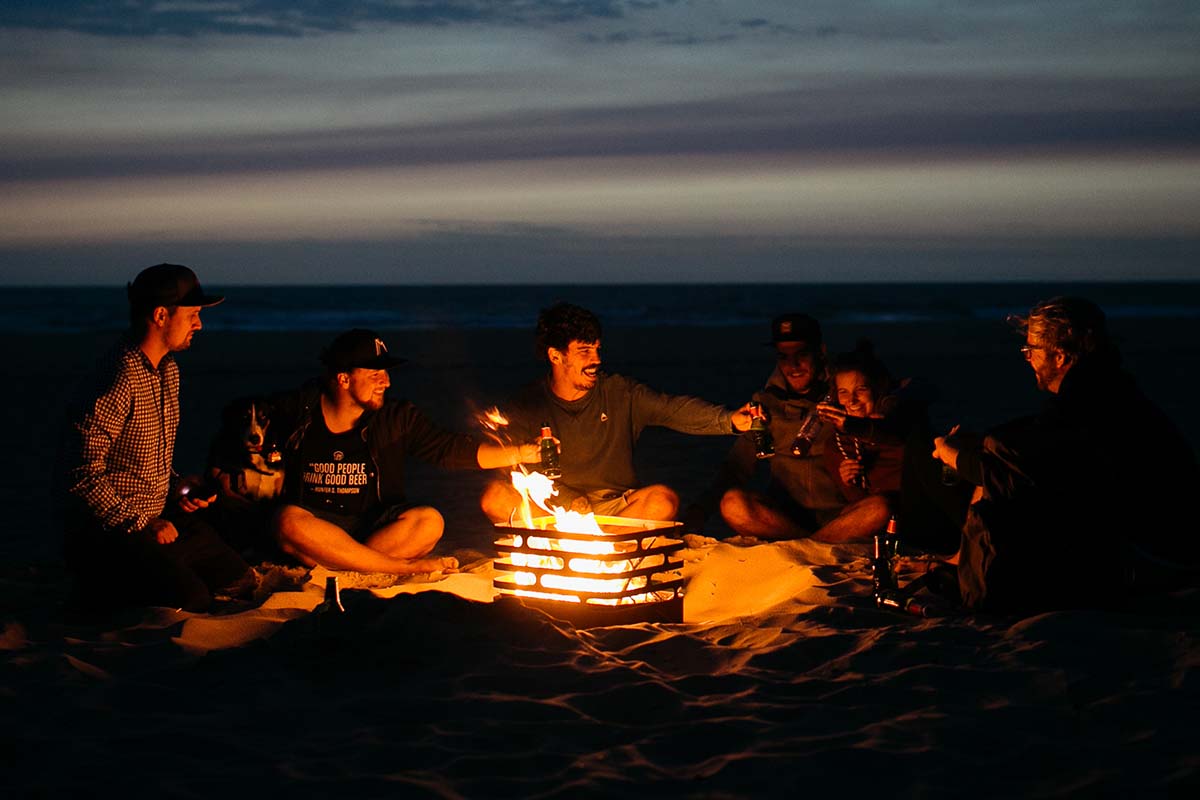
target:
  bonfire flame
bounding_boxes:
[480,406,509,430]
[504,470,668,605]
[510,469,558,529]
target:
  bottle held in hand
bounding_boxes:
[791,389,834,456]
[939,424,961,485]
[539,424,562,479]
[749,402,774,459]
[940,463,959,486]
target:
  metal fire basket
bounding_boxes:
[493,515,685,625]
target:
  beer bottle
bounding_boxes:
[791,387,834,456]
[315,575,345,615]
[539,424,562,479]
[940,463,959,486]
[749,402,774,459]
[872,517,900,597]
[885,515,899,563]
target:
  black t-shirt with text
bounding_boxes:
[298,420,375,517]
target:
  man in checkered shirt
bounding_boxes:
[60,264,252,613]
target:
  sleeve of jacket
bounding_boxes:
[680,390,763,525]
[967,418,1046,500]
[62,370,147,533]
[628,378,733,436]
[394,402,482,470]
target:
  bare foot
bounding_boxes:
[398,556,459,575]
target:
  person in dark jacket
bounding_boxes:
[932,297,1197,612]
[268,329,540,575]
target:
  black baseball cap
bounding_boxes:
[127,263,224,309]
[320,329,406,371]
[767,313,822,347]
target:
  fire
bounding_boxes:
[480,406,509,430]
[497,470,679,606]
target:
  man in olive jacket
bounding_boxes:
[481,303,753,523]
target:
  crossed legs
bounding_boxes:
[720,487,893,543]
[480,479,679,523]
[273,504,458,574]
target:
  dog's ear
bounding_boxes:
[220,396,255,429]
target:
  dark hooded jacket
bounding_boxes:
[269,381,481,509]
[955,354,1196,611]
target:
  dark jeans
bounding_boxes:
[65,511,252,613]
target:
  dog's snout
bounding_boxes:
[248,432,262,446]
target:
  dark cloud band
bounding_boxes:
[0,0,633,37]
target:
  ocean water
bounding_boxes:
[5,281,1200,333]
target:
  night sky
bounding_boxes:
[2,1,1198,284]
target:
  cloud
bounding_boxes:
[4,76,1197,182]
[0,0,635,37]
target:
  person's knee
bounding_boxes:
[640,485,679,519]
[719,488,753,525]
[370,505,445,559]
[271,506,308,555]
[404,505,445,540]
[481,480,518,522]
[862,494,893,528]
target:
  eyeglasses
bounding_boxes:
[1020,343,1053,357]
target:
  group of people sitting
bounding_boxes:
[58,263,1198,617]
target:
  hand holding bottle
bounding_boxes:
[748,402,775,459]
[730,402,755,433]
[816,402,848,431]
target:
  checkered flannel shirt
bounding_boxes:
[63,337,180,534]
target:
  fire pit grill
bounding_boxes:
[494,515,685,626]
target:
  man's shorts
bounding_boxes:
[308,503,419,542]
[586,489,636,518]
[761,483,843,533]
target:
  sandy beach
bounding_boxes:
[4,312,1200,796]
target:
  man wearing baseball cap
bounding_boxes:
[266,329,541,576]
[60,264,254,613]
[688,313,846,539]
